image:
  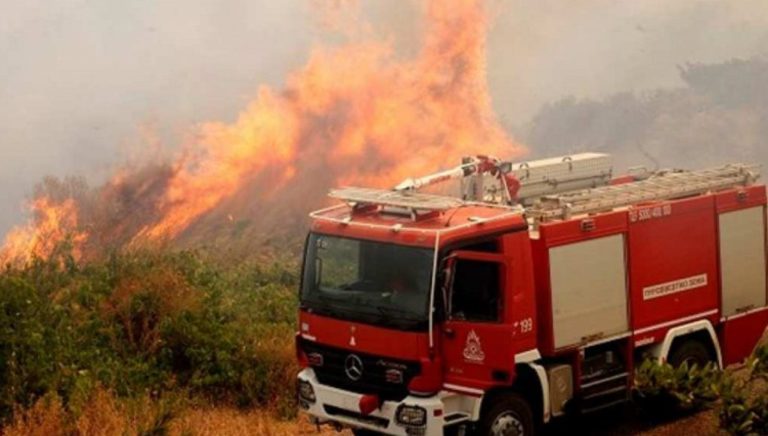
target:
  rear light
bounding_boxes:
[396,405,427,427]
[298,380,316,405]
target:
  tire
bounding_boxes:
[668,338,714,368]
[477,393,535,436]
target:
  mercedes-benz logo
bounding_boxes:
[345,354,364,381]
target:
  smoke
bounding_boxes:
[521,58,768,172]
[0,0,520,264]
[0,0,315,237]
[2,0,767,260]
[487,0,768,127]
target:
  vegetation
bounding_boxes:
[3,242,768,435]
[635,343,768,435]
[719,345,768,435]
[0,247,301,433]
[635,359,722,413]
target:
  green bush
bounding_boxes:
[719,344,768,436]
[0,248,300,422]
[635,358,722,413]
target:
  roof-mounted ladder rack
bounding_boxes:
[329,187,466,221]
[528,163,761,223]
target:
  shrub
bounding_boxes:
[0,273,76,416]
[635,358,722,413]
[718,343,768,435]
[0,248,300,423]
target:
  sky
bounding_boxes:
[1,0,767,236]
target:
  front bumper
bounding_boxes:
[298,368,449,436]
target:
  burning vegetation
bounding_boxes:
[0,0,522,267]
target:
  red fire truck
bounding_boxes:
[296,153,767,436]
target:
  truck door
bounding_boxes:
[441,250,517,390]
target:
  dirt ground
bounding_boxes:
[542,406,722,436]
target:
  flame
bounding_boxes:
[135,88,301,240]
[1,0,524,263]
[0,198,87,266]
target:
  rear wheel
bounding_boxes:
[668,338,714,368]
[478,393,535,436]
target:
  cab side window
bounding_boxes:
[450,259,501,322]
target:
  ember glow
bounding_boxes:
[1,0,523,265]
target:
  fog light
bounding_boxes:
[298,380,316,404]
[396,405,427,427]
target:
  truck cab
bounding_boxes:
[297,190,541,435]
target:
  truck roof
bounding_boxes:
[310,161,761,247]
[309,192,526,248]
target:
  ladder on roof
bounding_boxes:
[527,163,761,222]
[328,187,469,221]
[329,187,464,211]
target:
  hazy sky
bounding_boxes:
[1,0,767,235]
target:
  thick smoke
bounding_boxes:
[0,0,521,264]
[521,58,768,173]
[2,1,768,263]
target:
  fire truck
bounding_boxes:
[296,153,768,436]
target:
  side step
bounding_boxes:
[579,372,630,414]
[444,412,471,425]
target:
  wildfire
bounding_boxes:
[1,0,523,264]
[0,198,87,266]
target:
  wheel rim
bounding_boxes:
[490,412,524,436]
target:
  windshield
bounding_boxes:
[300,233,434,331]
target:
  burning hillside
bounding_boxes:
[0,0,522,266]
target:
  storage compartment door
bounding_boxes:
[719,206,767,317]
[550,234,629,349]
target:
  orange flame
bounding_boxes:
[0,198,87,266]
[1,0,524,263]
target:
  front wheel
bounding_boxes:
[478,393,535,436]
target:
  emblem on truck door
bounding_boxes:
[463,330,486,363]
[345,354,364,381]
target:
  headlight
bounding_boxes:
[396,405,427,427]
[298,380,316,404]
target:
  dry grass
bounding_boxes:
[0,396,725,436]
[4,391,719,436]
[100,266,201,355]
[170,408,345,436]
[1,388,345,436]
[9,339,768,436]
[3,395,67,436]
